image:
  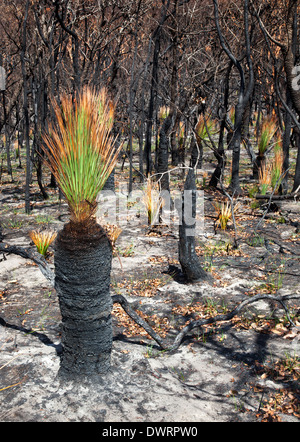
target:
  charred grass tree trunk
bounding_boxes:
[55,220,113,379]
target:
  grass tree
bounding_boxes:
[42,87,121,379]
[29,230,57,257]
[253,116,277,179]
[142,176,164,226]
[258,138,284,195]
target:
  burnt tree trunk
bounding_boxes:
[21,0,31,214]
[144,0,170,176]
[157,114,172,192]
[210,60,232,187]
[190,112,201,169]
[253,153,266,180]
[293,130,300,192]
[280,89,293,193]
[214,0,254,195]
[144,32,160,176]
[178,169,211,283]
[55,221,113,379]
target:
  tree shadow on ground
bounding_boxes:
[0,316,62,355]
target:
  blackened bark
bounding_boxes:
[178,169,211,283]
[144,35,160,176]
[103,128,119,192]
[15,102,22,169]
[34,78,49,200]
[189,113,201,169]
[55,1,81,94]
[210,61,232,187]
[169,1,179,167]
[253,153,266,181]
[36,161,49,199]
[280,89,293,193]
[2,91,12,180]
[213,0,254,194]
[241,100,256,164]
[157,114,172,192]
[292,132,300,192]
[194,138,204,169]
[280,4,298,193]
[49,173,57,189]
[112,294,167,350]
[144,0,170,176]
[170,113,180,166]
[21,0,31,214]
[282,1,300,117]
[230,98,244,193]
[190,137,199,169]
[55,222,113,379]
[169,293,300,352]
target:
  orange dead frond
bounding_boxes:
[102,223,122,247]
[142,176,164,225]
[29,230,57,257]
[212,200,239,230]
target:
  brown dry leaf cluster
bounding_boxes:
[116,277,168,298]
[171,301,228,333]
[112,275,173,339]
[172,303,205,321]
[254,356,300,384]
[112,304,171,339]
[102,223,122,247]
[195,245,242,258]
[254,357,300,421]
[245,283,278,296]
[148,256,168,265]
[232,313,300,337]
[258,390,300,422]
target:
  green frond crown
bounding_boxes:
[42,87,121,224]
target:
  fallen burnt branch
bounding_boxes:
[112,293,300,352]
[0,242,55,287]
[167,293,300,352]
[254,191,299,200]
